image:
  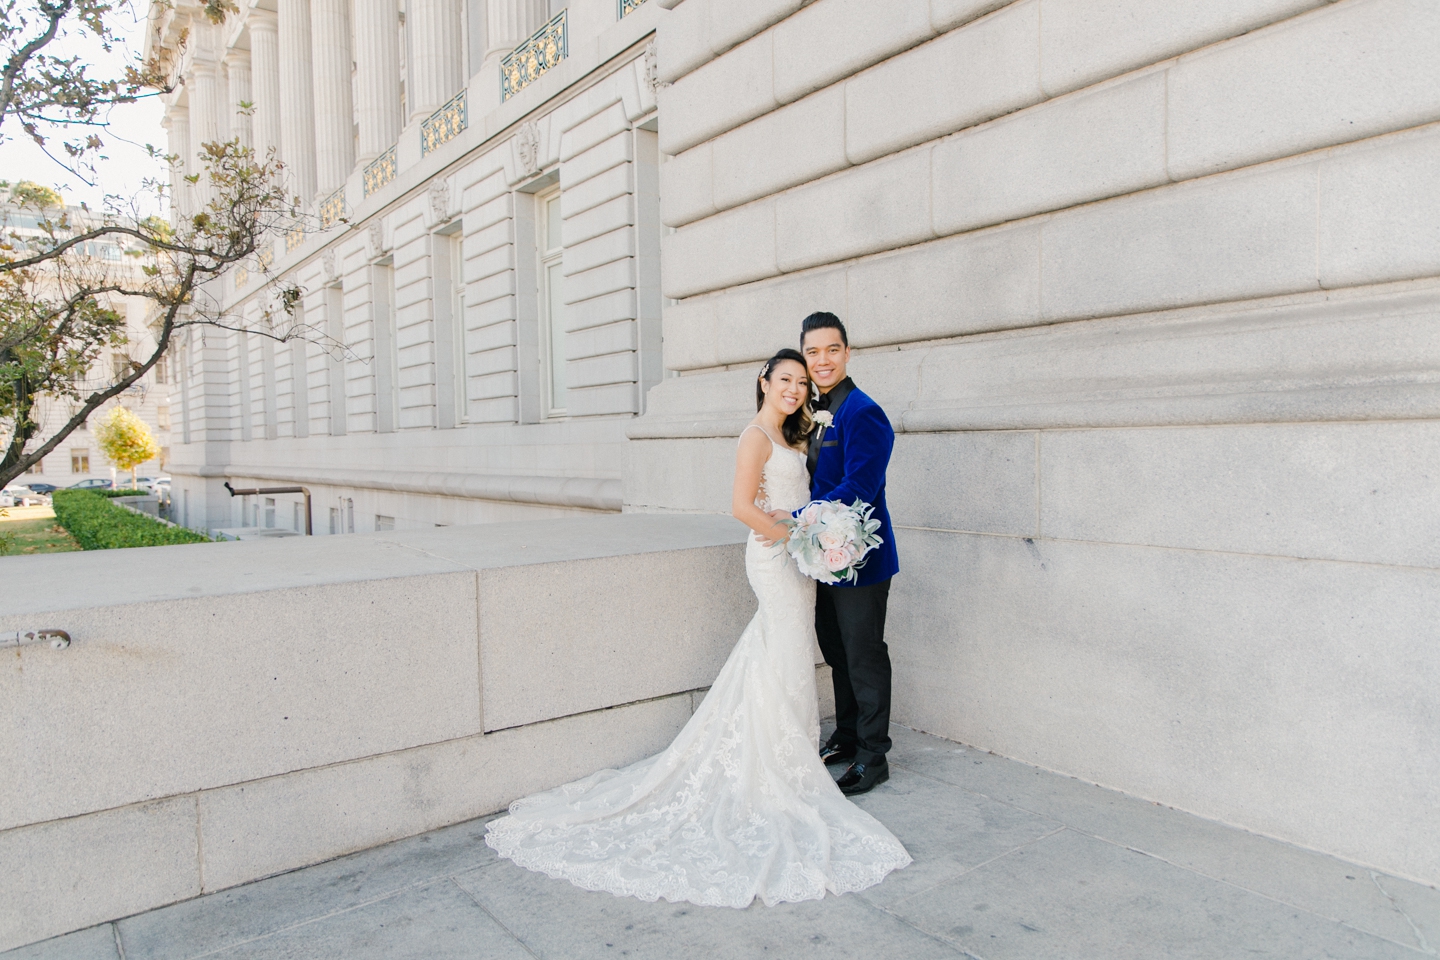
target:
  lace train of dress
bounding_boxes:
[484,437,911,907]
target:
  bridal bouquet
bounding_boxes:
[785,499,884,585]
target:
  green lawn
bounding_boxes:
[0,515,81,555]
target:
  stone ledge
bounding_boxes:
[0,513,747,615]
[0,513,758,950]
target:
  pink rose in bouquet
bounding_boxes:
[784,498,886,584]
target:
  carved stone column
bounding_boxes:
[406,0,464,122]
[248,12,282,161]
[277,0,318,201]
[310,0,354,193]
[353,0,401,160]
[188,54,220,203]
[485,0,542,68]
[163,108,190,219]
[225,50,252,149]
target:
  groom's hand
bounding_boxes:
[759,509,791,546]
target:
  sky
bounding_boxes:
[0,1,169,217]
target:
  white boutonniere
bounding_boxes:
[813,409,834,441]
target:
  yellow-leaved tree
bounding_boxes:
[94,407,161,489]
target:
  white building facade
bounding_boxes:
[149,0,667,535]
[148,0,1440,885]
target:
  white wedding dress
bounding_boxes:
[484,432,911,907]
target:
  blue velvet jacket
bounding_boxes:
[807,380,899,587]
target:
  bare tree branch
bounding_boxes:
[0,139,327,488]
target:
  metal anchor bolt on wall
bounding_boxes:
[0,629,72,650]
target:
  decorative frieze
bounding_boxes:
[619,0,646,17]
[515,120,541,176]
[421,90,468,155]
[234,266,249,289]
[363,145,397,196]
[502,10,566,102]
[319,187,346,229]
[257,244,274,270]
[285,226,305,252]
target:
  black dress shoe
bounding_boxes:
[836,759,889,796]
[820,739,857,767]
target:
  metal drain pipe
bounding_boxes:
[223,481,313,535]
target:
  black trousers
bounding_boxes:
[815,578,892,766]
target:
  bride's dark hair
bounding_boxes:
[755,348,814,448]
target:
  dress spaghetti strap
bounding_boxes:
[738,423,779,447]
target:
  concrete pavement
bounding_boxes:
[7,725,1434,959]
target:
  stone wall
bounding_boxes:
[630,0,1440,885]
[0,515,824,951]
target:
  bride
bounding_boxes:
[484,348,911,908]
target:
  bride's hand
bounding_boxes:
[758,510,791,546]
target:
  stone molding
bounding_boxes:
[631,279,1440,439]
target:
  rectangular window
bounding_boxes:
[156,403,171,431]
[264,497,276,528]
[537,188,566,417]
[70,450,89,473]
[375,514,395,531]
[325,284,347,436]
[293,501,303,532]
[329,506,340,535]
[291,305,309,439]
[25,458,42,475]
[154,354,169,384]
[372,263,399,433]
[431,229,467,428]
[452,235,466,420]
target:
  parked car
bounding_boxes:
[66,478,113,490]
[23,482,57,495]
[1,485,46,507]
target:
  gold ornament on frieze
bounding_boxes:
[501,9,567,101]
[363,145,398,196]
[421,90,468,155]
[319,188,346,229]
[619,0,647,17]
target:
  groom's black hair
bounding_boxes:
[800,311,848,347]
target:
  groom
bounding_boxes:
[799,312,899,797]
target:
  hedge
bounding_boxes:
[51,490,211,550]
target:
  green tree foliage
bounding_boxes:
[0,0,332,491]
[0,137,315,490]
[8,180,63,207]
[94,404,158,485]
